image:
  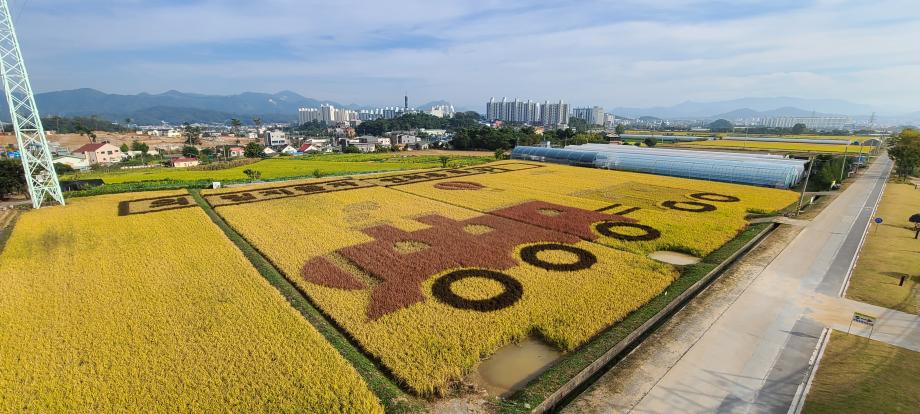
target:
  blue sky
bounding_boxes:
[10,0,920,112]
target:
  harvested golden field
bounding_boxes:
[397,163,798,256]
[204,162,795,394]
[0,192,382,413]
[676,140,868,153]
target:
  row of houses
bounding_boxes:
[50,142,253,171]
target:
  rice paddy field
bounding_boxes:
[1,160,799,410]
[63,153,491,184]
[625,130,857,141]
[0,192,382,412]
[674,139,869,153]
[203,161,797,395]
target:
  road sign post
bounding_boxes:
[848,312,878,339]
[874,217,883,233]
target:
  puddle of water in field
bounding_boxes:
[649,251,701,265]
[466,337,561,397]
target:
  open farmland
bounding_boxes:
[202,161,798,395]
[0,192,382,412]
[397,163,799,256]
[63,153,491,184]
[675,139,869,153]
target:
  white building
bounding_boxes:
[299,105,358,125]
[428,104,455,118]
[53,155,90,170]
[299,107,321,124]
[264,130,288,146]
[572,106,605,126]
[276,145,298,155]
[126,149,159,158]
[358,136,392,146]
[393,134,420,145]
[72,143,126,165]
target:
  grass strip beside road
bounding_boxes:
[846,183,920,314]
[189,190,424,414]
[803,331,919,414]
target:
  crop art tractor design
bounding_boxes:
[302,201,638,320]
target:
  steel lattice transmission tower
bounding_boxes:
[0,0,64,208]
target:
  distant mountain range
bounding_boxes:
[611,97,880,119]
[0,88,453,125]
[1,89,916,125]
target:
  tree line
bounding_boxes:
[354,112,481,136]
[889,128,920,178]
[449,126,612,151]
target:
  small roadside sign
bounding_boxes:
[849,311,878,339]
[852,312,876,326]
[874,217,883,224]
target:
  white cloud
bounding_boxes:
[12,0,920,113]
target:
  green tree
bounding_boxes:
[558,128,576,146]
[244,142,263,158]
[791,123,808,135]
[75,123,97,143]
[343,145,361,154]
[243,169,262,181]
[810,155,852,190]
[615,124,626,135]
[888,128,920,178]
[181,146,200,158]
[448,111,482,130]
[200,148,214,163]
[119,143,130,153]
[130,141,150,163]
[229,118,243,136]
[0,158,26,200]
[494,149,507,160]
[643,137,658,147]
[53,163,74,174]
[568,117,589,133]
[708,119,734,133]
[439,156,450,168]
[182,123,202,145]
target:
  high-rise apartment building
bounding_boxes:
[540,100,570,127]
[572,106,605,126]
[299,105,358,125]
[485,98,568,126]
[428,104,455,118]
[299,107,322,124]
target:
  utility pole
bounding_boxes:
[839,143,850,182]
[0,0,64,208]
[797,155,815,214]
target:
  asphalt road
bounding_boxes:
[564,155,919,413]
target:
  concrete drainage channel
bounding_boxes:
[535,223,780,413]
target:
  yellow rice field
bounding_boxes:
[0,192,382,413]
[676,140,868,153]
[397,163,798,256]
[203,162,797,394]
